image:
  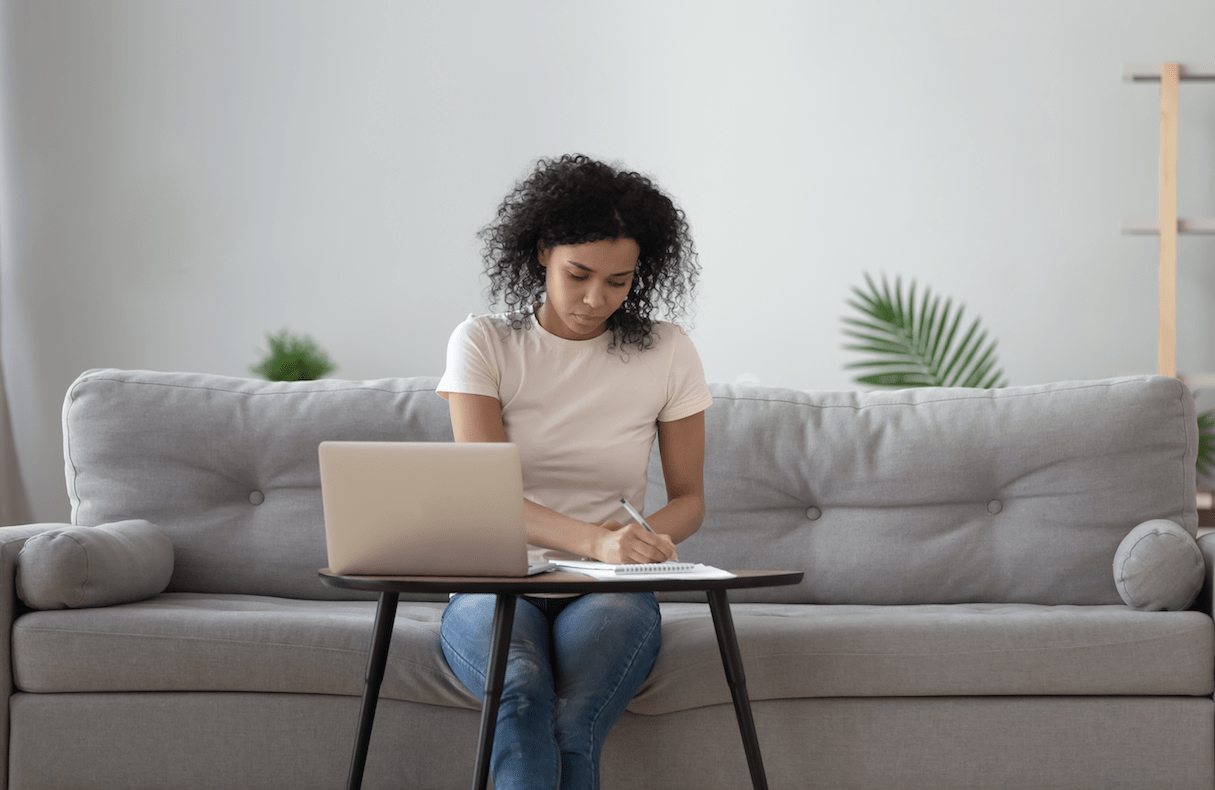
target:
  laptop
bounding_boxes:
[319,441,552,576]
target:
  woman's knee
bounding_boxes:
[552,593,662,687]
[568,593,660,646]
[440,594,496,691]
[441,594,556,699]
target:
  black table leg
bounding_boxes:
[471,592,517,790]
[346,591,399,790]
[706,588,769,790]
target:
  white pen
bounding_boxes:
[619,498,657,534]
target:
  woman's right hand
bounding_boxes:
[593,521,677,564]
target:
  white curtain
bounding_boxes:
[0,281,31,526]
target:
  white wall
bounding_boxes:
[3,0,1214,523]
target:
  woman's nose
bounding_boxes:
[584,286,606,307]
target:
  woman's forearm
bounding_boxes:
[524,496,696,563]
[641,493,705,544]
[524,498,608,558]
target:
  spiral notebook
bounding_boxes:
[551,559,735,580]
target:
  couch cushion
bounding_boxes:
[13,595,1211,714]
[16,520,174,610]
[62,370,453,600]
[647,376,1198,605]
[1114,519,1204,611]
[633,602,1214,714]
[64,371,1196,606]
[12,594,476,708]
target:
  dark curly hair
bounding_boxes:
[479,154,698,351]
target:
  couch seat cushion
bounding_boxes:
[12,593,479,709]
[633,602,1214,714]
[12,595,1212,716]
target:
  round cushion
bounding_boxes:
[1112,519,1203,611]
[16,520,174,610]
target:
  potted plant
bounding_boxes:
[250,329,337,382]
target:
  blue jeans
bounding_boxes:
[440,592,662,790]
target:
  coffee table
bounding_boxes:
[319,568,803,790]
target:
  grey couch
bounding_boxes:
[2,369,1212,789]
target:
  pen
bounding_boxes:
[619,498,657,534]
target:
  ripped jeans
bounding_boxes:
[439,592,661,790]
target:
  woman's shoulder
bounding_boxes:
[449,309,534,349]
[645,320,699,352]
[453,309,532,332]
[649,320,689,337]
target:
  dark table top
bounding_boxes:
[319,568,804,595]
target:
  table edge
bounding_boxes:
[317,568,803,594]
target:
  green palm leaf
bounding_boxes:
[1197,409,1215,477]
[842,273,1007,389]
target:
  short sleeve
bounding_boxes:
[658,327,713,422]
[436,315,501,401]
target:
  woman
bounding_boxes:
[437,154,711,790]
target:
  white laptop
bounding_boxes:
[318,441,551,576]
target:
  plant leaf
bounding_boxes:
[1197,409,1215,476]
[250,329,338,381]
[840,273,1005,390]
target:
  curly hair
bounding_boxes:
[478,154,698,351]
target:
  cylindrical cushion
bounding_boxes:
[16,520,174,609]
[1113,519,1203,611]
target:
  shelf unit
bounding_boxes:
[1121,63,1215,379]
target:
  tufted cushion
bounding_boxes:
[16,520,174,609]
[62,370,453,600]
[62,371,1196,606]
[1113,519,1204,611]
[647,377,1197,605]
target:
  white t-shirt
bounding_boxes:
[436,310,713,537]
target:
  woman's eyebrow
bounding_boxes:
[568,261,636,277]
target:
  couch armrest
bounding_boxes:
[0,524,72,790]
[1196,533,1215,617]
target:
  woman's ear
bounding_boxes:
[536,243,550,269]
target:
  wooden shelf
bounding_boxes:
[1122,62,1214,378]
[1180,373,1215,389]
[1122,218,1215,235]
[1123,64,1215,82]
